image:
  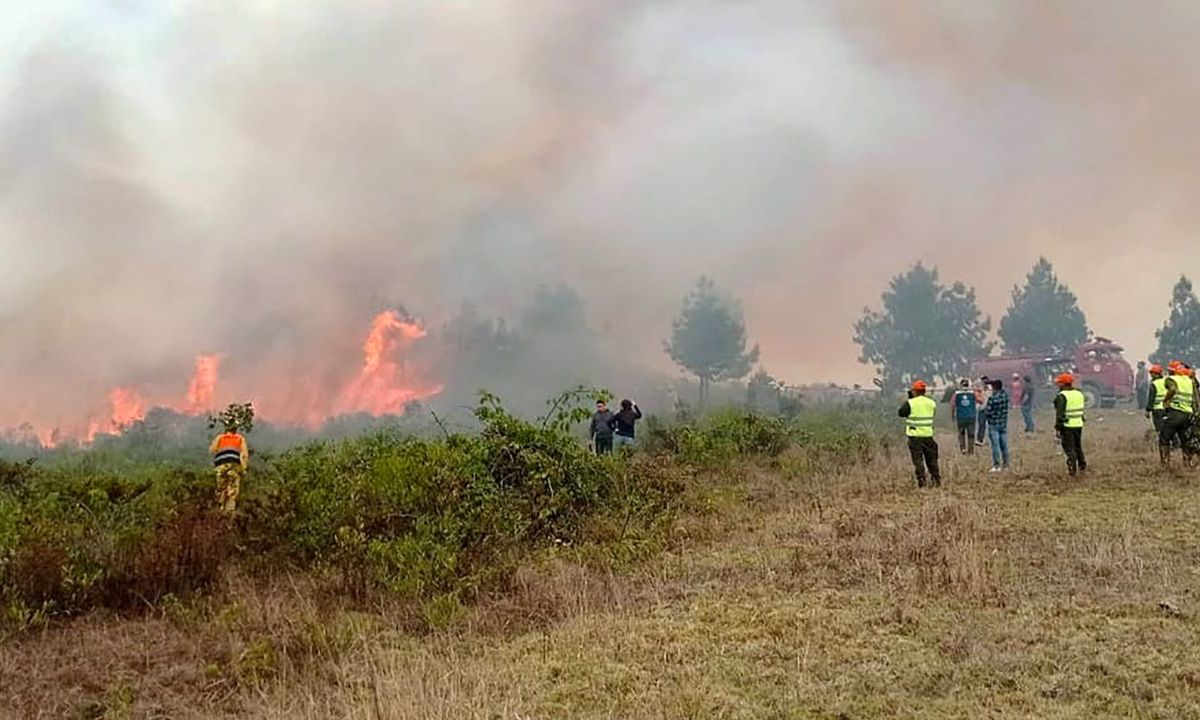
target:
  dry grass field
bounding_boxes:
[6,408,1200,719]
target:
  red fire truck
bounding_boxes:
[970,338,1136,408]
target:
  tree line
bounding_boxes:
[661,258,1200,398]
[851,258,1200,388]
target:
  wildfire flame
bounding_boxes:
[182,354,222,415]
[21,310,442,448]
[334,310,443,416]
[36,428,59,449]
[108,387,147,430]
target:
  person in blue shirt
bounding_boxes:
[951,379,978,455]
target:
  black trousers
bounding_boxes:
[1059,427,1086,474]
[1159,410,1193,461]
[594,435,613,455]
[1151,410,1166,437]
[907,436,941,487]
[956,420,975,454]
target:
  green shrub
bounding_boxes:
[5,394,884,625]
[641,407,887,470]
[238,392,623,600]
[0,463,227,618]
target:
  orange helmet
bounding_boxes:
[911,380,927,392]
[1169,360,1184,372]
[1055,373,1075,386]
[1149,364,1164,376]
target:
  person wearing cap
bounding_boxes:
[1144,364,1168,437]
[951,378,977,455]
[1160,361,1195,465]
[898,380,941,487]
[1053,373,1088,476]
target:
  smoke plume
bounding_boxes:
[2,1,1198,438]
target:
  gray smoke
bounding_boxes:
[2,1,1198,434]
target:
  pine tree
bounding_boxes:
[1152,276,1200,364]
[665,277,760,404]
[854,263,993,389]
[998,257,1090,355]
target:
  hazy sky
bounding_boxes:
[2,1,1197,432]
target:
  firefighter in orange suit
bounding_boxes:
[210,428,249,513]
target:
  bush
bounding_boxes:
[0,391,679,622]
[0,394,881,625]
[239,392,626,599]
[641,407,888,470]
[0,464,224,618]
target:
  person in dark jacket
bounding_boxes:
[1020,374,1036,433]
[611,399,642,450]
[951,379,977,455]
[589,401,616,455]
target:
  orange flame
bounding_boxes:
[36,428,59,449]
[22,313,442,448]
[109,387,147,429]
[334,310,443,416]
[182,354,222,414]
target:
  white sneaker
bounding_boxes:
[989,466,1002,473]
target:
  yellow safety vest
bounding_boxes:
[1151,377,1168,411]
[906,395,937,438]
[1169,374,1195,413]
[1059,389,1085,429]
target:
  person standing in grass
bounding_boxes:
[1160,362,1196,465]
[899,380,941,488]
[589,400,616,456]
[985,378,1011,472]
[1145,364,1168,437]
[951,379,977,455]
[1136,360,1150,410]
[611,399,642,451]
[1020,374,1036,433]
[974,376,991,447]
[1054,373,1088,476]
[211,426,248,513]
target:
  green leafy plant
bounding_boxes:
[209,403,255,434]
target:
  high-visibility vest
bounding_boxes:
[906,395,937,438]
[1151,377,1168,411]
[1169,374,1195,413]
[1059,389,1085,428]
[212,433,246,467]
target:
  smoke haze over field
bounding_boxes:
[2,1,1199,434]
